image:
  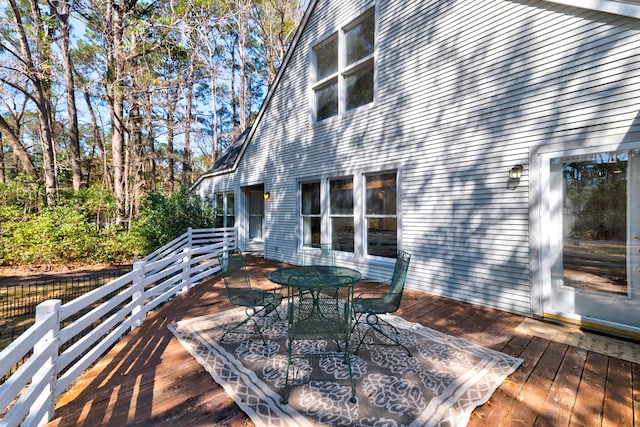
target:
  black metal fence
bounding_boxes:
[1,271,128,384]
[0,271,124,321]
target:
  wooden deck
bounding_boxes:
[46,256,638,426]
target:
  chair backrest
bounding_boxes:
[287,274,353,340]
[383,250,411,310]
[302,244,335,266]
[217,249,252,302]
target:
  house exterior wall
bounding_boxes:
[194,0,640,317]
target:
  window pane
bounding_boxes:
[316,81,338,121]
[214,193,224,227]
[302,182,320,214]
[345,64,374,111]
[366,172,396,215]
[330,178,353,214]
[303,217,321,246]
[315,36,338,80]
[345,12,375,65]
[226,193,234,216]
[332,217,354,252]
[367,218,397,257]
[554,152,628,294]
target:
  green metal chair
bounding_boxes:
[282,274,356,404]
[217,248,283,344]
[302,244,335,266]
[352,250,412,356]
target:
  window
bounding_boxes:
[330,177,354,252]
[312,8,375,122]
[248,190,263,241]
[214,192,234,227]
[365,172,397,257]
[299,170,398,259]
[302,181,321,246]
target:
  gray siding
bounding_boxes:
[196,0,640,316]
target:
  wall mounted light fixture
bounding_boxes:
[264,192,271,200]
[509,165,524,179]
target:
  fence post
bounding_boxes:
[181,247,192,293]
[131,261,145,331]
[30,299,61,426]
[188,226,193,248]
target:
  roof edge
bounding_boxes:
[191,1,318,192]
[218,0,319,176]
[544,0,640,18]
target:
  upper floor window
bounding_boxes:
[312,8,375,122]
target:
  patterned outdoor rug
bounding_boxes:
[168,306,523,427]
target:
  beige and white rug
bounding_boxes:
[169,306,523,427]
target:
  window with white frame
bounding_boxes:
[214,192,235,228]
[312,7,375,122]
[302,181,321,246]
[365,172,397,257]
[330,177,354,252]
[300,170,398,259]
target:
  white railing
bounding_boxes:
[0,227,236,427]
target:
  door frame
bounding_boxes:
[532,139,640,336]
[240,184,266,253]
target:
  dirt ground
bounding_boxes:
[0,263,133,286]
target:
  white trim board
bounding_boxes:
[544,0,640,19]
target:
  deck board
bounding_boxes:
[46,256,639,426]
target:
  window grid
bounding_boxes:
[312,7,375,122]
[300,170,397,260]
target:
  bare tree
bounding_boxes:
[52,0,83,192]
[6,0,58,204]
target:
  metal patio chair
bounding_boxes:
[302,243,335,266]
[282,274,356,404]
[352,250,412,356]
[217,248,283,344]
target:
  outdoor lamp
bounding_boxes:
[264,192,270,200]
[509,165,524,179]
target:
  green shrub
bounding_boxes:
[0,187,215,266]
[131,190,216,254]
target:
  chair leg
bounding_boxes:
[281,340,293,404]
[354,313,411,357]
[221,306,268,344]
[352,312,372,355]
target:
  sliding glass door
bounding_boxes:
[542,146,640,331]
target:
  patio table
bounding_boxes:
[268,265,362,287]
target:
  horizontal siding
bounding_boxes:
[197,0,640,316]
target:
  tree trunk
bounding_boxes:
[144,88,157,191]
[182,56,195,187]
[237,6,248,135]
[9,0,58,204]
[107,1,132,225]
[0,132,5,183]
[130,101,146,214]
[55,0,83,191]
[165,90,177,193]
[0,116,38,178]
[82,84,113,193]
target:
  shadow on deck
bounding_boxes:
[46,256,638,426]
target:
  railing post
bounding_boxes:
[131,261,145,331]
[30,299,61,426]
[188,226,193,248]
[181,247,192,292]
